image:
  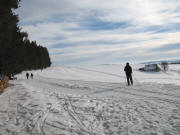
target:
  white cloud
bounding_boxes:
[17,0,180,64]
[18,0,180,25]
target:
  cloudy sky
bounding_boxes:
[17,0,180,65]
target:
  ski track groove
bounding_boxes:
[34,78,180,100]
[74,66,125,78]
[33,78,180,105]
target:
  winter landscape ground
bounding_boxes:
[0,64,180,135]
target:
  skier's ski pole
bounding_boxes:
[124,75,128,86]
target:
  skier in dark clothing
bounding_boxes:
[26,72,29,79]
[124,62,133,86]
[31,73,33,79]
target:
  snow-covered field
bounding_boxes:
[0,64,180,135]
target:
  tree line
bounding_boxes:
[0,0,51,77]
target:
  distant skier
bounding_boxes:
[26,72,29,79]
[31,73,33,79]
[124,62,133,86]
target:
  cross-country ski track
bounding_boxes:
[0,64,180,135]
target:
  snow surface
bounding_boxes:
[0,64,180,135]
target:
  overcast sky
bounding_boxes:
[17,0,180,65]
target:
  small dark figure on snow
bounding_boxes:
[124,62,133,86]
[31,73,33,79]
[26,72,29,79]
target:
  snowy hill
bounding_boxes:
[142,59,180,64]
[19,64,180,85]
[0,64,180,134]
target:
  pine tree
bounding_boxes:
[0,0,51,77]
